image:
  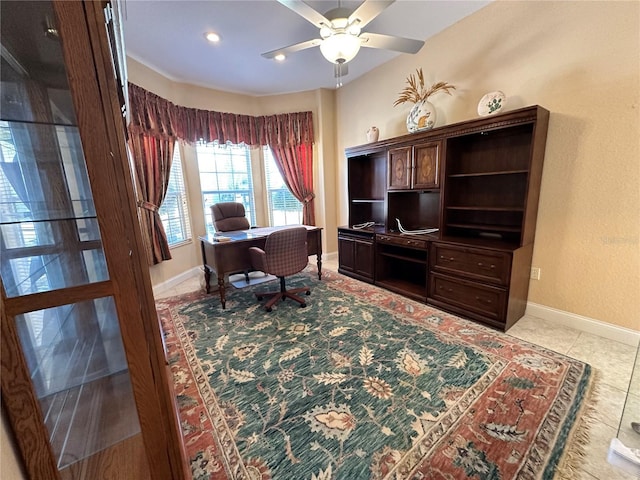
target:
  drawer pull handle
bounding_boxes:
[477,262,496,269]
[475,296,492,304]
[440,255,455,261]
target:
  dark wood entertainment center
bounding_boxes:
[338,106,549,331]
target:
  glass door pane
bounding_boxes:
[1,121,109,297]
[15,298,140,469]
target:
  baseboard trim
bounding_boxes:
[152,252,339,298]
[526,302,640,346]
[153,267,202,296]
[324,251,338,262]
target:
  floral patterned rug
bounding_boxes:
[156,269,597,480]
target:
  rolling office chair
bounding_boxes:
[211,202,252,282]
[249,227,311,312]
[211,202,250,232]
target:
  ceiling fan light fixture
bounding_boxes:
[319,25,332,39]
[274,53,286,61]
[347,23,361,36]
[320,33,361,64]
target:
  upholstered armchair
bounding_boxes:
[249,227,310,312]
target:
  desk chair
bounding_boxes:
[211,202,251,282]
[249,227,311,312]
[211,202,250,232]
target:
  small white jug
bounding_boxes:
[366,126,379,143]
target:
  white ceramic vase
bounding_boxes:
[406,99,436,133]
[366,126,379,143]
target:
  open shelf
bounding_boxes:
[387,190,440,232]
[376,241,428,301]
[448,169,528,178]
[348,151,387,227]
[446,222,521,233]
[446,206,524,212]
[378,251,428,264]
[376,278,427,302]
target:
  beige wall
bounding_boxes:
[127,59,338,286]
[336,0,639,330]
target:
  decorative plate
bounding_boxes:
[477,91,506,116]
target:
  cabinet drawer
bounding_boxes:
[430,243,511,286]
[377,234,426,250]
[429,273,507,322]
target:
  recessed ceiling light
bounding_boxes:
[274,53,286,62]
[205,32,220,43]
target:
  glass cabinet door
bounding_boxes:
[0,1,142,474]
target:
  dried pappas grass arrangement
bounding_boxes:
[394,68,456,106]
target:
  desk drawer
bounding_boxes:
[430,243,510,286]
[377,234,427,250]
[429,273,507,322]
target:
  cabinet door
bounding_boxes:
[338,236,355,272]
[354,239,375,280]
[413,142,440,189]
[388,147,411,190]
[0,2,185,479]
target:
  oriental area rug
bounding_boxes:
[155,269,597,480]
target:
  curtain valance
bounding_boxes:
[127,83,314,147]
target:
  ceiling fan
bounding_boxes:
[261,0,425,78]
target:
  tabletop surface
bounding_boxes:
[200,225,320,244]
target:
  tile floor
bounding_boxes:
[156,260,639,480]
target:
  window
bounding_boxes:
[264,147,302,226]
[197,143,255,235]
[158,145,191,246]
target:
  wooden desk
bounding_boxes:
[199,225,323,308]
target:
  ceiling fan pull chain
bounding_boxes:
[334,63,344,87]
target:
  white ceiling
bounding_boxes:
[121,0,490,96]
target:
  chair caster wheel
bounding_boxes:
[305,290,311,296]
[257,296,263,301]
[300,303,306,308]
[266,307,272,312]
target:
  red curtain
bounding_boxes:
[127,132,175,265]
[127,83,316,262]
[270,143,315,225]
[128,83,314,147]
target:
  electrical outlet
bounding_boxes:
[530,267,541,280]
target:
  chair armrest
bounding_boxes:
[249,247,268,273]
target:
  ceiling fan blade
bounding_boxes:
[359,32,424,54]
[276,0,331,28]
[261,38,322,59]
[348,0,395,29]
